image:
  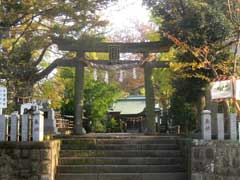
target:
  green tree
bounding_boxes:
[0,0,113,110]
[144,0,237,131]
[56,68,121,133]
[84,78,121,132]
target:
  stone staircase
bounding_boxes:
[55,134,187,180]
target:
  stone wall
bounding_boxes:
[177,138,192,180]
[192,140,240,180]
[0,140,61,180]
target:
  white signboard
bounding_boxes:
[0,86,7,108]
[211,80,233,100]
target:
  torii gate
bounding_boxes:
[52,37,170,134]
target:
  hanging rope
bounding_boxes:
[83,60,140,71]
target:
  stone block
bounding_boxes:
[192,161,205,172]
[31,161,40,174]
[232,159,239,168]
[192,173,203,180]
[31,149,40,160]
[19,159,30,169]
[29,175,38,180]
[40,149,51,160]
[40,174,51,180]
[215,175,223,180]
[41,160,51,174]
[193,148,201,160]
[20,169,30,178]
[21,149,29,158]
[13,149,21,158]
[203,174,215,180]
[205,148,214,160]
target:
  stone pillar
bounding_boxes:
[144,62,156,133]
[230,113,237,140]
[201,110,211,140]
[33,111,44,141]
[21,114,29,141]
[45,109,57,134]
[10,112,19,141]
[217,113,224,140]
[0,115,7,141]
[74,60,85,135]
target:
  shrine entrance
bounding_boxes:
[52,37,170,134]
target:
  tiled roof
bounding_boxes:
[110,95,159,115]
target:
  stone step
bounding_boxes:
[57,133,180,139]
[59,157,185,165]
[60,150,182,158]
[57,165,185,174]
[61,138,177,145]
[61,143,178,150]
[56,173,187,180]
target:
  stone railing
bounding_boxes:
[0,140,61,180]
[191,140,240,180]
[0,111,44,142]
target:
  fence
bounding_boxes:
[201,110,239,140]
[0,110,44,142]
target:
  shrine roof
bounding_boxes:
[110,95,159,115]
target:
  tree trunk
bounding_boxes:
[196,93,206,130]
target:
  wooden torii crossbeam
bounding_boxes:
[52,37,171,134]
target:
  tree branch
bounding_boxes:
[33,44,52,66]
[33,57,78,82]
[8,18,34,56]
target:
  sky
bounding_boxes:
[102,0,152,41]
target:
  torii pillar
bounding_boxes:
[74,53,85,134]
[144,62,156,133]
